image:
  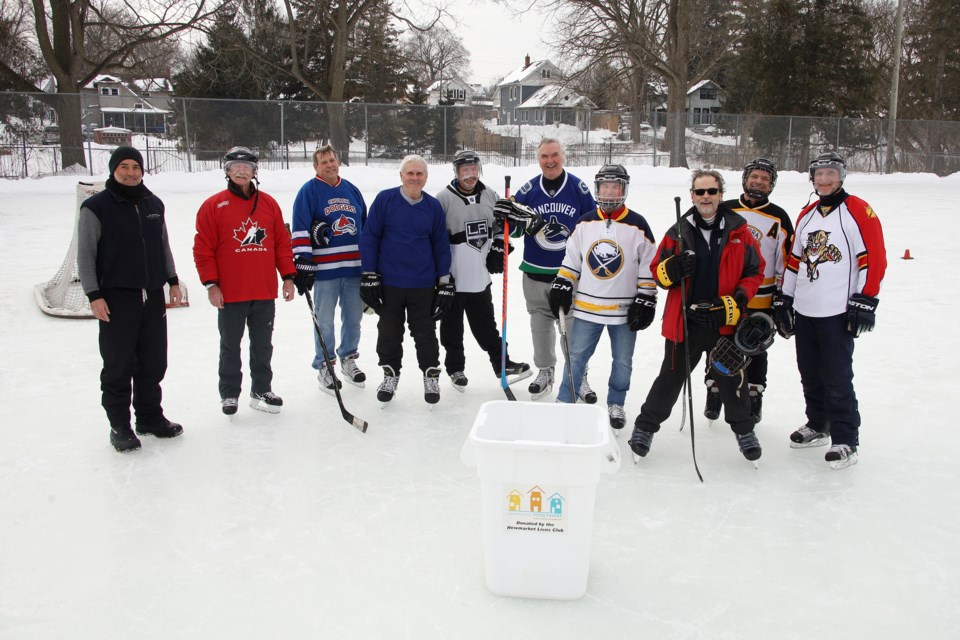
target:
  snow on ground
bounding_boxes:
[1,163,958,639]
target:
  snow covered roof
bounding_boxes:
[498,60,557,86]
[516,85,596,110]
[83,75,123,89]
[688,79,721,94]
[131,78,174,93]
[100,105,171,114]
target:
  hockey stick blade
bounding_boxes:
[304,292,369,433]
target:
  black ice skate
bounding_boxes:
[377,365,399,405]
[789,426,830,449]
[825,444,858,470]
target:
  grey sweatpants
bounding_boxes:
[522,274,574,369]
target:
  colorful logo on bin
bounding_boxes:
[503,486,567,534]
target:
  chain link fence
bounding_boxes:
[3,92,959,179]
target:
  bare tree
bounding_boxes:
[402,24,471,88]
[0,0,225,168]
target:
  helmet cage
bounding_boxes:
[742,158,777,199]
[594,164,630,210]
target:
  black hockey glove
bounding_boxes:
[627,294,657,331]
[846,293,878,337]
[485,236,513,274]
[548,277,574,319]
[293,255,316,296]
[656,250,696,288]
[432,279,456,320]
[310,220,333,248]
[689,291,746,329]
[772,293,794,339]
[493,199,546,235]
[359,272,384,313]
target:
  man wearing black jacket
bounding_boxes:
[78,146,183,452]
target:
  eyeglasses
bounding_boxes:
[692,188,720,196]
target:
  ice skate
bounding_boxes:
[608,404,626,435]
[628,426,654,463]
[318,362,342,396]
[340,355,366,388]
[423,367,441,405]
[736,430,762,467]
[498,359,532,385]
[825,444,858,470]
[704,379,721,421]
[789,425,830,449]
[578,366,597,404]
[377,365,399,406]
[221,397,238,416]
[528,366,554,400]
[449,371,468,392]
[249,391,282,414]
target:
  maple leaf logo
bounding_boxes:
[233,217,267,247]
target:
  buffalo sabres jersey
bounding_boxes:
[292,176,367,281]
[436,180,500,293]
[513,171,596,276]
[782,195,886,317]
[723,197,794,309]
[557,207,658,325]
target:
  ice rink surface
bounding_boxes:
[2,163,958,639]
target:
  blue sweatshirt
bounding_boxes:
[359,186,452,288]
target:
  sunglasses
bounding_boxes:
[692,188,720,196]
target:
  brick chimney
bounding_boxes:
[524,54,531,69]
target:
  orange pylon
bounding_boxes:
[902,249,913,260]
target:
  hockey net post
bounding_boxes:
[34,181,189,318]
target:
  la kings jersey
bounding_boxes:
[723,197,794,310]
[783,195,886,317]
[556,207,658,325]
[436,180,500,293]
[513,171,596,276]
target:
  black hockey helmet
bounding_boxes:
[808,151,846,184]
[734,313,776,356]
[742,158,777,199]
[594,164,630,210]
[223,146,258,173]
[452,149,481,172]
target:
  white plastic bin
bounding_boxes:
[460,400,620,599]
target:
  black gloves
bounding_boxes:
[627,294,657,331]
[689,291,747,328]
[846,293,879,337]
[548,277,574,319]
[486,236,513,274]
[310,220,332,248]
[293,255,316,295]
[359,272,383,313]
[656,250,696,288]
[772,293,794,338]
[493,199,546,235]
[432,279,456,320]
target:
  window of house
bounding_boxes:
[100,87,119,96]
[541,69,551,79]
[511,86,518,101]
[447,89,465,101]
[142,92,151,98]
[699,86,717,100]
[693,108,702,124]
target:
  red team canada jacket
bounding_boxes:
[193,188,296,304]
[652,207,765,343]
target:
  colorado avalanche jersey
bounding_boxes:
[556,207,658,325]
[513,171,596,276]
[782,195,886,317]
[292,176,366,281]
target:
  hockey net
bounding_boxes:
[34,181,189,318]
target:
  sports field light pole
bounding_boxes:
[885,0,906,174]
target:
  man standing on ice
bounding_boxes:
[359,155,453,405]
[493,138,597,401]
[193,146,296,416]
[78,145,183,452]
[435,149,530,391]
[775,152,887,469]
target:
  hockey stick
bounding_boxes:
[303,290,369,433]
[558,308,578,403]
[499,175,516,401]
[675,196,703,482]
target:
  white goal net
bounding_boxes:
[34,182,189,318]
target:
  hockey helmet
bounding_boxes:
[452,149,481,173]
[734,313,776,356]
[594,164,630,211]
[708,336,751,378]
[808,151,846,184]
[742,158,777,199]
[223,146,258,174]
